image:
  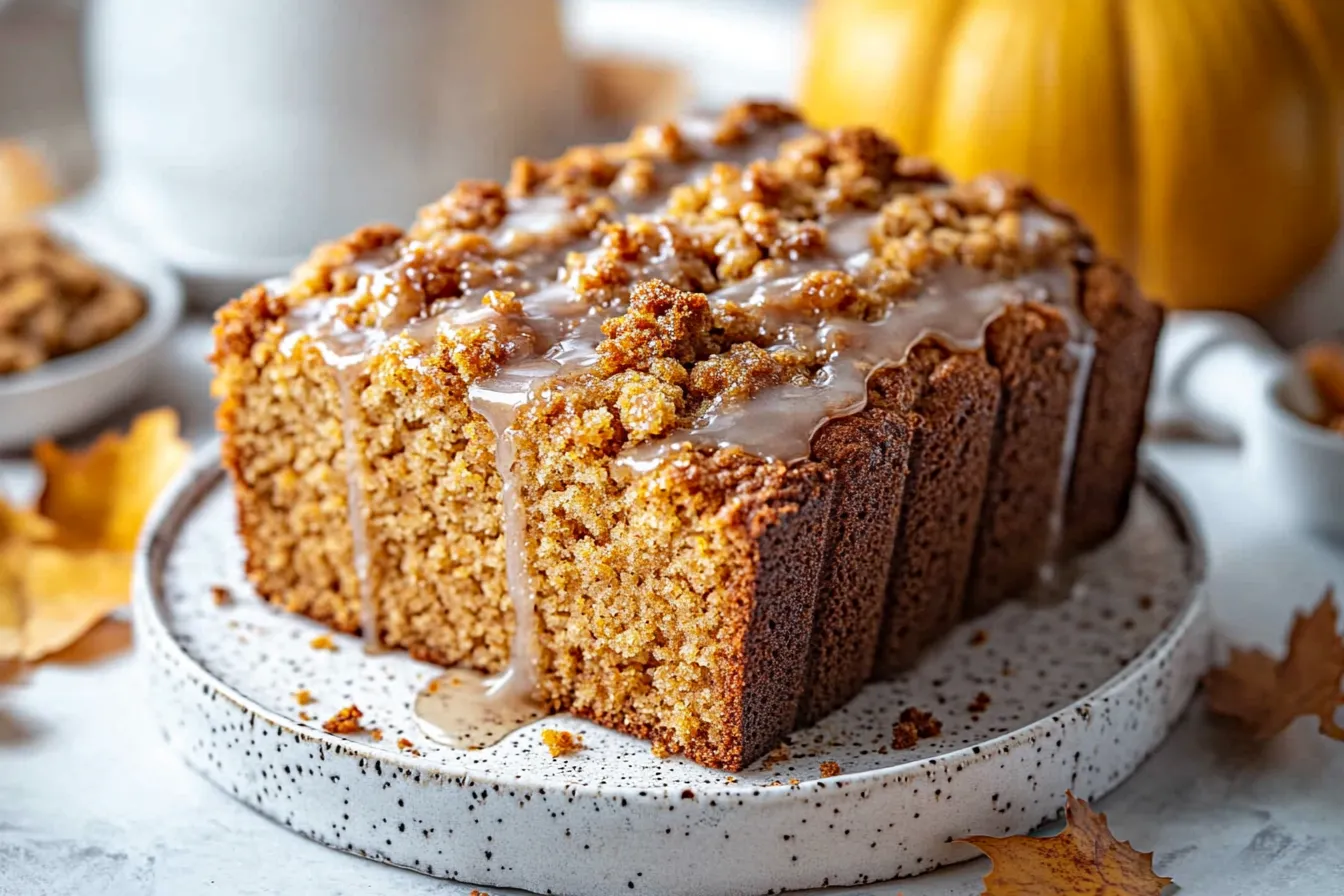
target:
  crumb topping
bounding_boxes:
[819,760,842,778]
[264,101,1081,383]
[233,99,1089,490]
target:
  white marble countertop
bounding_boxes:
[1,319,1342,896]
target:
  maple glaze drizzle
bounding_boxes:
[277,121,1096,750]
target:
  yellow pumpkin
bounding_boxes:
[801,0,1343,311]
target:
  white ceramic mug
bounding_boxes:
[84,0,581,294]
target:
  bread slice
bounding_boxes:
[212,102,1162,770]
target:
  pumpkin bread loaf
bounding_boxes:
[212,102,1162,770]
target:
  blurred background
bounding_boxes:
[0,0,1341,443]
[2,0,1338,317]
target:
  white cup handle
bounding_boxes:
[1151,311,1284,441]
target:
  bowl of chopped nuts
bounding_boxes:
[0,210,183,450]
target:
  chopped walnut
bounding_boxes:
[0,223,146,374]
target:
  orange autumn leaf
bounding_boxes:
[1203,588,1344,741]
[962,791,1171,896]
[0,499,57,542]
[0,542,130,661]
[1,409,188,662]
[35,408,189,551]
[0,546,22,659]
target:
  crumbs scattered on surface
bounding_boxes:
[294,689,315,706]
[397,737,422,756]
[309,634,337,651]
[369,728,383,742]
[725,776,737,784]
[892,706,942,749]
[967,691,992,714]
[322,704,363,734]
[426,679,440,694]
[541,729,585,758]
[470,890,491,896]
[210,585,233,606]
[891,721,918,749]
[968,628,988,647]
[298,711,312,721]
[788,778,801,786]
[761,743,791,770]
[820,761,842,778]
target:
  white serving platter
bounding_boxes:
[134,447,1210,896]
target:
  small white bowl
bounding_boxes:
[0,212,184,451]
[1154,311,1344,543]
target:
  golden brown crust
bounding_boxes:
[796,406,909,725]
[1066,259,1163,551]
[872,342,1000,675]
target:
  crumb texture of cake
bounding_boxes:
[212,100,1162,771]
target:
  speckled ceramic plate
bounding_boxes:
[133,446,1210,896]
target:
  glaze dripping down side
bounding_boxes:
[267,106,1096,749]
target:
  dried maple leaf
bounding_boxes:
[962,791,1171,896]
[1203,588,1344,741]
[0,499,56,542]
[0,541,130,661]
[35,408,189,551]
[0,547,22,660]
[0,409,188,662]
